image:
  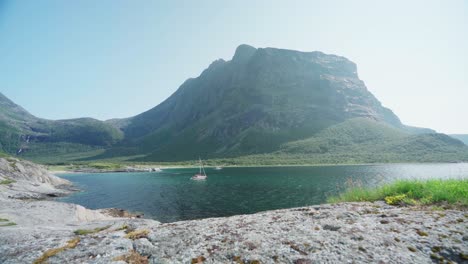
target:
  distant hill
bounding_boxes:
[450,134,468,145]
[2,45,467,164]
[0,92,123,159]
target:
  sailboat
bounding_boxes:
[191,158,207,180]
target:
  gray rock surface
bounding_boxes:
[0,157,72,199]
[1,200,467,264]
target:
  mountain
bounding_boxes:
[2,45,467,164]
[450,134,468,145]
[103,44,455,162]
[0,92,123,159]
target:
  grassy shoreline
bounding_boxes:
[328,179,468,207]
[47,161,468,173]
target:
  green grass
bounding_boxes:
[0,222,17,227]
[73,225,111,235]
[328,179,468,206]
[0,218,17,227]
[0,179,15,185]
[88,162,123,170]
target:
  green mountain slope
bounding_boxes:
[274,118,468,164]
[450,134,468,145]
[0,92,123,158]
[280,118,407,154]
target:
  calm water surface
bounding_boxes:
[58,163,468,222]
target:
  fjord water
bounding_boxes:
[58,164,468,223]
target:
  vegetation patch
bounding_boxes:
[0,218,16,227]
[0,222,17,227]
[113,250,148,264]
[191,256,206,264]
[124,229,149,240]
[73,225,111,235]
[416,230,428,237]
[407,246,417,252]
[115,224,129,232]
[33,237,80,264]
[0,179,15,185]
[88,162,123,170]
[327,179,468,206]
[384,194,407,205]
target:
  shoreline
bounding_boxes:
[48,161,468,174]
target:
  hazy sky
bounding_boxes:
[0,0,467,133]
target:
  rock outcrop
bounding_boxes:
[0,157,72,199]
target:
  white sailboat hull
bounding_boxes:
[191,174,207,180]
[191,158,207,180]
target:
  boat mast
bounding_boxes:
[201,159,206,176]
[199,157,202,174]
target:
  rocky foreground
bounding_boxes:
[0,158,467,264]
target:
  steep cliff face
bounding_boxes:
[113,45,407,160]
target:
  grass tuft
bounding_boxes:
[0,222,17,227]
[113,250,148,264]
[33,237,80,264]
[416,230,428,237]
[0,218,16,227]
[125,229,149,240]
[328,179,468,206]
[115,224,129,231]
[73,225,111,235]
[191,256,207,264]
[0,179,15,185]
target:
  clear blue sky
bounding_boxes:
[0,0,467,133]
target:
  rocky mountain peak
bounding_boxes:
[232,44,257,63]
